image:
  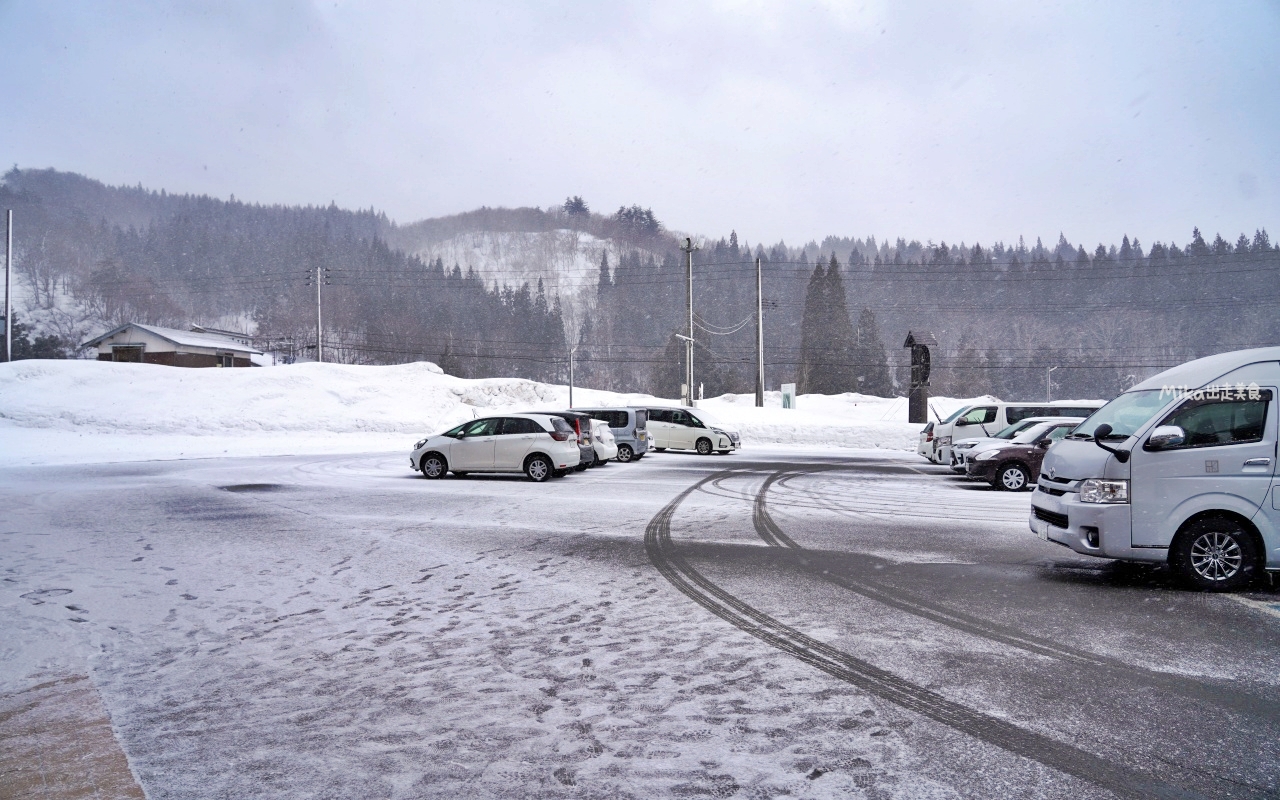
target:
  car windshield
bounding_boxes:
[688,410,722,428]
[1011,422,1057,443]
[1069,390,1171,439]
[993,419,1038,439]
[938,405,971,425]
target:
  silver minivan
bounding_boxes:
[579,407,650,462]
[1031,347,1279,590]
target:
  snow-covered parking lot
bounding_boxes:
[2,363,1278,799]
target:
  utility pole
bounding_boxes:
[754,256,764,407]
[315,262,323,363]
[568,346,576,408]
[1046,366,1058,403]
[4,210,11,363]
[681,237,698,406]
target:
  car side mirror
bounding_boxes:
[1037,438,1052,448]
[1146,425,1186,450]
[955,419,968,426]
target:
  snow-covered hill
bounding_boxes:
[397,229,663,332]
[0,360,980,465]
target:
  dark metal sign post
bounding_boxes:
[904,331,936,424]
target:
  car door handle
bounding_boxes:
[1243,457,1271,467]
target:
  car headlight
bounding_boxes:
[1079,479,1129,504]
[937,436,952,446]
[414,438,428,450]
[955,443,975,451]
[974,450,1000,461]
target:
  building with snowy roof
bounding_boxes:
[81,323,263,367]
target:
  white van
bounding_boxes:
[1031,347,1279,590]
[645,407,741,455]
[931,400,1105,465]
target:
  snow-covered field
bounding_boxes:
[0,360,981,466]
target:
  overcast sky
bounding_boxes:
[2,1,1277,249]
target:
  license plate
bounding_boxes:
[1035,519,1049,540]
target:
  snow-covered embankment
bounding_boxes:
[0,360,976,465]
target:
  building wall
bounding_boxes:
[98,349,254,367]
[93,326,256,367]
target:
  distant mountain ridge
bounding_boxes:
[1,167,1275,402]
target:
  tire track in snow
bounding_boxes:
[751,468,1276,722]
[647,469,1202,800]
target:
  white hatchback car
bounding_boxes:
[411,414,580,481]
[589,419,619,464]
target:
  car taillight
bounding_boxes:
[550,431,571,441]
[926,432,933,441]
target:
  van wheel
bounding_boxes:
[997,463,1030,491]
[419,453,447,479]
[1172,517,1259,591]
[524,455,552,482]
[616,444,634,462]
[654,447,666,452]
[696,438,713,455]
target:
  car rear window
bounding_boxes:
[551,418,574,435]
[1054,406,1099,418]
[634,409,646,429]
[503,417,544,434]
[589,410,629,428]
[1006,406,1045,424]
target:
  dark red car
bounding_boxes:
[964,420,1078,491]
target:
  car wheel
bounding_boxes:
[654,447,666,452]
[525,455,552,482]
[419,453,447,479]
[1172,517,1260,591]
[997,463,1030,491]
[696,438,713,455]
[616,444,634,463]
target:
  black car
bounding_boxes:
[518,410,597,470]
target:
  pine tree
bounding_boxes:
[798,260,828,393]
[1189,227,1210,257]
[820,256,858,392]
[853,308,891,396]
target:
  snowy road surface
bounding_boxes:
[2,447,1277,799]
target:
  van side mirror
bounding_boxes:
[1145,425,1186,451]
[1091,423,1131,463]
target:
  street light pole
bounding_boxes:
[1046,366,1058,403]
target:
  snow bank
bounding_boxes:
[0,360,980,465]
